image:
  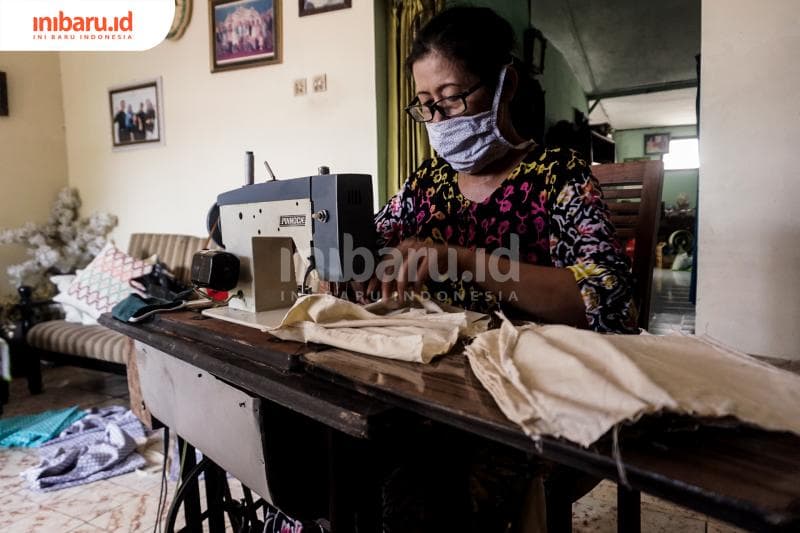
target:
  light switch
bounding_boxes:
[293,78,307,96]
[312,74,327,92]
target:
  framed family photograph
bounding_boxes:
[108,78,163,149]
[0,72,8,116]
[210,0,281,72]
[299,0,351,17]
[644,133,671,155]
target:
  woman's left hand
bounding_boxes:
[377,239,466,303]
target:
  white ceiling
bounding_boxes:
[588,88,698,130]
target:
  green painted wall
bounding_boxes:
[539,46,588,130]
[614,125,699,208]
[447,0,588,130]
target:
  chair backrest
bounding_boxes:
[128,233,209,286]
[591,160,664,330]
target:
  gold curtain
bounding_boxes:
[386,0,445,195]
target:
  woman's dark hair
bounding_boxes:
[406,6,543,140]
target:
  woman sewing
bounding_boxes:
[369,6,637,335]
[367,6,639,532]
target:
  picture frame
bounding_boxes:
[0,72,8,116]
[210,0,281,72]
[299,0,351,17]
[108,78,164,149]
[644,133,671,155]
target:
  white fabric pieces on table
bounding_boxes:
[466,317,800,447]
[268,294,488,363]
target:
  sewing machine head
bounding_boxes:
[210,169,374,316]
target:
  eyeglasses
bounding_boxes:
[404,83,483,123]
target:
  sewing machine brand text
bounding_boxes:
[279,215,307,227]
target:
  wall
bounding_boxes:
[59,2,379,252]
[450,0,588,131]
[538,45,588,130]
[0,53,69,298]
[698,0,800,359]
[614,125,698,208]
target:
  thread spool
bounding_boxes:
[245,151,254,185]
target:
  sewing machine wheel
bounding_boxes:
[206,202,224,248]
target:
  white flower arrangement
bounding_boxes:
[0,187,118,301]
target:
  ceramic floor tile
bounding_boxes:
[573,483,709,533]
[573,496,616,532]
[0,448,40,494]
[28,482,145,523]
[88,396,132,411]
[641,506,706,533]
[89,481,194,533]
[707,518,749,533]
[2,390,113,418]
[108,469,168,495]
[66,523,111,533]
[641,491,707,521]
[42,366,108,388]
[88,490,165,533]
[580,479,617,504]
[3,509,86,533]
[0,490,84,533]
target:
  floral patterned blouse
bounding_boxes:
[374,145,639,334]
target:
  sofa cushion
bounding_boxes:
[66,243,153,319]
[127,233,209,286]
[27,320,130,365]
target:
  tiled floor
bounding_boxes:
[1,362,746,532]
[0,366,246,532]
[648,268,696,335]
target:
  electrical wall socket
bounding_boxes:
[293,78,307,96]
[312,74,327,92]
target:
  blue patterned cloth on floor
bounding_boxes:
[0,406,86,447]
[22,405,147,491]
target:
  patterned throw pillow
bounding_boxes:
[66,243,152,319]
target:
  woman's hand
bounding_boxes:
[377,239,466,304]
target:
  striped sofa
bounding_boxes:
[24,233,207,385]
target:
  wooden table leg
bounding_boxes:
[617,484,641,533]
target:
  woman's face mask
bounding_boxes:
[425,66,532,174]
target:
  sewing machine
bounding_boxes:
[203,163,375,329]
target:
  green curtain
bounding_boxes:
[386,0,445,196]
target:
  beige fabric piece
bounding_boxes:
[466,318,800,447]
[268,294,488,363]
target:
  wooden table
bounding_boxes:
[101,311,800,532]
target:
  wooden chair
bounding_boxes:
[592,160,664,330]
[544,161,664,532]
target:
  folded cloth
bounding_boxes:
[22,406,147,491]
[268,294,488,363]
[0,406,86,448]
[112,293,186,322]
[466,317,800,447]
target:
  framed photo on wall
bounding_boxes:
[0,71,8,116]
[210,0,282,72]
[299,0,351,17]
[644,133,671,155]
[108,79,164,149]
